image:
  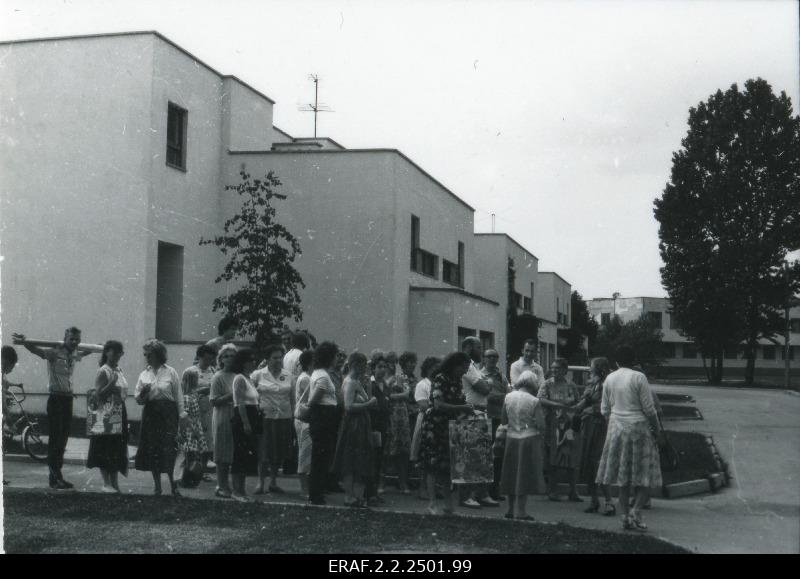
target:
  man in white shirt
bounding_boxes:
[459,337,500,509]
[283,331,310,384]
[509,338,545,386]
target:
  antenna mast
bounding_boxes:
[299,74,333,138]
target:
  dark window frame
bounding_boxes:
[166,102,188,171]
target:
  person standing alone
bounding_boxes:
[13,328,96,489]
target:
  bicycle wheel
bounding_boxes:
[23,424,48,462]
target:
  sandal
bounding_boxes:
[603,502,617,517]
[622,514,634,530]
[630,515,648,532]
[584,501,600,514]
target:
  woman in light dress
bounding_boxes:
[595,345,664,532]
[500,370,546,520]
[210,343,237,498]
[293,350,314,496]
[410,356,440,500]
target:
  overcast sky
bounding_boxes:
[2,0,798,300]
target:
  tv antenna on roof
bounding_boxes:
[298,74,334,138]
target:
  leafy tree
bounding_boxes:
[593,315,666,374]
[201,170,305,349]
[558,291,599,364]
[654,78,800,385]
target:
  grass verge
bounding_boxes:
[2,489,688,554]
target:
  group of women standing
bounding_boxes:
[83,335,664,532]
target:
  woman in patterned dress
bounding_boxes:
[595,345,664,532]
[418,351,475,515]
[177,346,213,488]
[210,344,237,498]
[86,340,129,493]
[384,351,415,494]
[538,357,582,502]
[575,357,615,516]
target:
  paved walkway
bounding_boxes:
[3,384,799,554]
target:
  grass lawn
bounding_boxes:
[661,404,703,420]
[661,431,724,486]
[2,490,688,554]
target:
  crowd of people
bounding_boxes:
[2,319,666,532]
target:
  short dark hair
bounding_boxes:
[195,344,217,360]
[437,351,471,377]
[291,331,311,350]
[369,350,387,372]
[615,345,636,367]
[263,343,285,359]
[348,352,368,373]
[217,317,237,336]
[313,341,339,370]
[99,340,124,367]
[523,338,538,348]
[419,356,441,379]
[65,326,82,337]
[230,348,255,374]
[299,350,314,373]
[2,345,19,366]
[399,351,417,367]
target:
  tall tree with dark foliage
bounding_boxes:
[654,79,800,384]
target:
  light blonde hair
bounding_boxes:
[514,370,541,393]
[217,343,238,369]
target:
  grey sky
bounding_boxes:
[2,0,798,300]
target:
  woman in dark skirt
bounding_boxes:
[86,340,129,493]
[418,351,475,515]
[134,339,189,496]
[333,352,377,507]
[576,357,615,516]
[230,348,261,502]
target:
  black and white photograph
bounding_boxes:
[1,0,798,556]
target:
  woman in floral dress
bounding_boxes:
[384,352,415,493]
[418,351,474,515]
[538,357,582,501]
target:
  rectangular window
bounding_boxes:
[682,343,697,359]
[417,250,438,278]
[601,313,611,326]
[479,331,495,353]
[724,348,738,360]
[514,292,523,309]
[530,282,535,309]
[443,259,460,287]
[523,296,532,312]
[156,241,184,341]
[781,346,796,361]
[166,102,187,170]
[646,312,663,328]
[669,312,681,330]
[762,346,776,360]
[791,318,800,333]
[410,215,420,271]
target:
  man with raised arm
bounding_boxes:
[13,327,96,489]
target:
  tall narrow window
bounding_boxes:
[166,102,187,170]
[479,331,495,352]
[457,241,465,288]
[410,215,420,271]
[156,241,184,341]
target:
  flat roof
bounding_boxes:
[409,286,499,306]
[228,148,475,212]
[589,296,669,302]
[0,30,277,105]
[293,136,346,149]
[473,233,539,261]
[538,271,572,287]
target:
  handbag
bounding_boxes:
[86,387,124,437]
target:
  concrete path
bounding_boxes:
[3,384,799,554]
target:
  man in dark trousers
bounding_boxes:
[13,328,96,489]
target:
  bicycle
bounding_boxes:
[2,384,48,462]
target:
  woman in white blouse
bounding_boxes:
[410,356,440,500]
[230,348,261,502]
[500,370,546,520]
[252,344,293,494]
[134,340,189,496]
[307,341,341,505]
[595,345,665,532]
